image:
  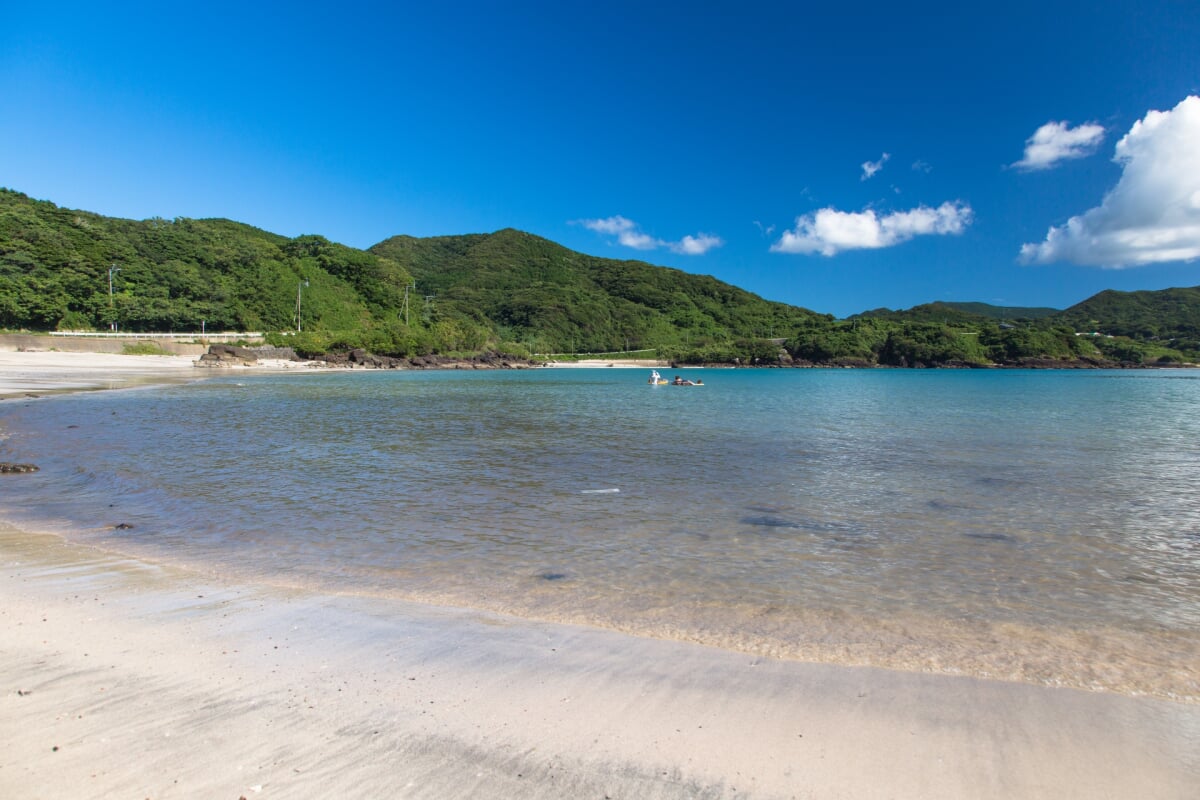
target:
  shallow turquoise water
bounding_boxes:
[2,368,1198,697]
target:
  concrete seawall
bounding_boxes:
[0,333,265,356]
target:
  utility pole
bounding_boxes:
[403,282,416,326]
[108,264,120,331]
[296,280,309,332]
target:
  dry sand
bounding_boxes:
[0,349,326,400]
[2,351,1198,798]
[0,350,200,399]
[544,358,670,368]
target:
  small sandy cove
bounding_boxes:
[0,349,318,400]
[1,350,1197,798]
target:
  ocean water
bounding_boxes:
[2,367,1198,699]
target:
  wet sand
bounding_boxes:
[1,527,1197,800]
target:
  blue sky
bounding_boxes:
[2,1,1198,318]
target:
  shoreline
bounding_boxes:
[2,526,1197,799]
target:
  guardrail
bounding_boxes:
[49,332,264,341]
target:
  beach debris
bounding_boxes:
[0,462,39,473]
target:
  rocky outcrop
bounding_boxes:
[248,345,303,361]
[196,344,259,367]
[319,349,536,370]
[196,344,536,370]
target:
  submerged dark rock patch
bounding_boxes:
[740,515,803,529]
[963,532,1017,543]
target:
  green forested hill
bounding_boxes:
[1055,287,1200,351]
[0,189,817,361]
[369,229,818,356]
[853,301,1059,321]
[0,188,410,335]
[1,187,1196,366]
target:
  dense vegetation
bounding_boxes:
[852,301,1059,323]
[2,188,1196,367]
[369,230,816,360]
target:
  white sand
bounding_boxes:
[0,350,200,399]
[1,528,1196,800]
[0,350,329,400]
[544,358,669,368]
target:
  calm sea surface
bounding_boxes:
[2,368,1198,699]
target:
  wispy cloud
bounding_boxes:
[672,233,723,255]
[575,216,723,255]
[1020,96,1200,267]
[1012,120,1105,171]
[753,220,776,237]
[772,201,973,256]
[911,159,932,173]
[861,152,890,181]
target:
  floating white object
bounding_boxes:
[580,488,620,494]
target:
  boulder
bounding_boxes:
[196,344,259,368]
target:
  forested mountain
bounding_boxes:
[854,301,1060,322]
[1055,287,1200,352]
[369,229,817,357]
[1,187,1196,366]
[0,188,408,336]
[0,189,816,361]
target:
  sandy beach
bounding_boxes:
[0,349,327,400]
[2,352,1198,798]
[2,528,1197,800]
[0,350,201,400]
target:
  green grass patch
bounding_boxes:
[121,341,173,356]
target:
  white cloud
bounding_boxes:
[1012,120,1106,171]
[912,159,932,173]
[671,233,723,255]
[1019,95,1200,267]
[861,152,890,181]
[575,216,723,255]
[579,215,635,236]
[577,215,657,249]
[771,201,973,256]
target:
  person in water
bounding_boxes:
[649,370,662,384]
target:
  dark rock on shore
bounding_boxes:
[197,344,259,367]
[320,349,537,370]
[0,462,39,473]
